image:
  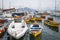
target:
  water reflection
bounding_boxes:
[49,26,59,32]
[42,16,60,40]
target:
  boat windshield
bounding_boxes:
[33,25,39,27]
[14,18,22,23]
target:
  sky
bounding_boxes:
[0,0,60,11]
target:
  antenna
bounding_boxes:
[1,0,3,14]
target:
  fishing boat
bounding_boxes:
[30,15,37,22]
[50,12,56,16]
[0,19,8,38]
[41,12,49,19]
[49,21,60,27]
[55,11,60,17]
[2,8,16,20]
[44,15,53,21]
[30,17,36,22]
[7,18,28,39]
[44,20,50,25]
[44,19,60,32]
[29,22,43,40]
[36,17,42,22]
[47,17,53,21]
[24,18,30,24]
[44,20,60,27]
[50,11,60,17]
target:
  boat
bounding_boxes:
[49,21,60,27]
[7,18,28,39]
[50,11,60,17]
[30,15,37,22]
[44,20,60,32]
[47,17,53,21]
[29,22,43,37]
[36,17,42,22]
[0,19,8,38]
[44,15,53,20]
[29,22,43,40]
[55,12,60,17]
[30,17,36,22]
[41,12,49,19]
[50,12,56,16]
[24,18,30,24]
[2,8,16,20]
[44,20,50,25]
[44,20,60,27]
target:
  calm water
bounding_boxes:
[41,16,60,40]
[1,16,60,40]
[26,16,60,40]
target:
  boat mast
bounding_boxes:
[2,0,3,10]
[2,0,3,18]
[54,0,56,15]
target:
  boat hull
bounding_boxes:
[11,33,26,40]
[29,24,43,40]
[8,20,28,39]
[30,29,42,37]
[44,20,60,27]
[30,30,42,40]
[0,30,5,38]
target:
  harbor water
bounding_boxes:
[1,16,60,40]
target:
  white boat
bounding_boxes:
[50,11,60,17]
[4,17,14,20]
[8,18,28,39]
[3,13,14,20]
[50,12,56,16]
[55,12,60,17]
[29,22,43,37]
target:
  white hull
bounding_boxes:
[50,12,56,16]
[50,12,60,17]
[8,20,28,39]
[4,18,14,20]
[55,13,60,16]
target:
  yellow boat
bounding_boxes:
[44,20,50,25]
[30,17,36,22]
[30,22,43,37]
[36,17,42,22]
[30,29,42,37]
[24,18,30,24]
[49,21,60,27]
[44,20,60,27]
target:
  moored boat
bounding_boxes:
[8,18,28,39]
[24,18,30,24]
[44,20,60,27]
[29,23,43,40]
[29,22,43,40]
[0,19,8,38]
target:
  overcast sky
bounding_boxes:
[0,0,60,11]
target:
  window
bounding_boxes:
[14,18,22,23]
[33,25,39,27]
